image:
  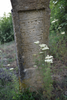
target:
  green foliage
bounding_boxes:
[49,0,67,63]
[13,89,35,100]
[50,0,67,34]
[0,13,14,44]
[49,32,67,63]
[0,72,19,100]
[49,2,67,97]
[0,39,67,100]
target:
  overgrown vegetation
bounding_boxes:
[0,13,14,44]
[0,37,67,100]
[0,72,19,100]
[0,0,67,99]
[49,0,67,64]
[50,0,67,34]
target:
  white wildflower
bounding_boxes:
[45,59,53,63]
[7,64,10,66]
[53,1,58,4]
[40,44,49,50]
[39,44,46,48]
[9,68,14,70]
[45,55,53,59]
[34,41,39,44]
[41,46,49,50]
[51,19,58,23]
[39,52,44,54]
[51,21,55,23]
[34,65,37,67]
[58,27,61,29]
[45,55,53,63]
[61,32,65,34]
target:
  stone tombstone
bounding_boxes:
[10,0,50,90]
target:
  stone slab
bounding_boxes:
[11,0,50,11]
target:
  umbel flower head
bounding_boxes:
[39,44,46,48]
[45,55,53,63]
[39,44,49,50]
[9,68,14,70]
[45,55,53,59]
[34,41,39,44]
[51,19,58,23]
[61,32,65,34]
[41,46,49,50]
[58,26,61,29]
[39,52,44,54]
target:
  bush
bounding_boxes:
[50,0,67,34]
[0,13,14,44]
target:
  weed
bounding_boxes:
[33,41,53,99]
[49,32,67,64]
[0,72,19,100]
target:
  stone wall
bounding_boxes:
[10,0,50,90]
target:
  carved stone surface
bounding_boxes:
[19,9,48,68]
[10,0,50,90]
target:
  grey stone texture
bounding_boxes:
[10,0,50,90]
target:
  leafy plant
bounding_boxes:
[0,72,19,100]
[13,89,35,100]
[0,13,14,44]
[50,0,67,34]
[49,32,67,63]
[33,41,53,99]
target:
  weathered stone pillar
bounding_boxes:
[10,0,50,90]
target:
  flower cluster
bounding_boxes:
[61,31,65,35]
[58,26,61,29]
[34,41,53,64]
[34,41,53,98]
[39,44,49,51]
[9,68,14,70]
[34,41,49,51]
[45,55,53,63]
[51,19,58,23]
[34,41,39,44]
